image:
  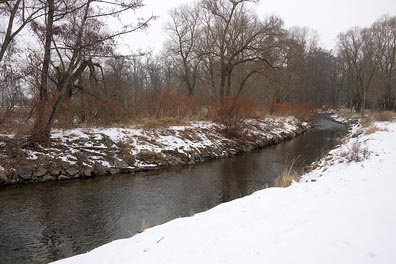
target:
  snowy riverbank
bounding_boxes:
[0,116,308,185]
[55,120,396,264]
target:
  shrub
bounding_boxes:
[209,96,259,138]
[117,141,135,166]
[0,106,32,135]
[342,142,370,162]
[55,98,76,128]
[139,90,198,119]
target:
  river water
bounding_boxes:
[0,116,346,264]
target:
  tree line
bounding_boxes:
[338,16,396,113]
[0,0,395,143]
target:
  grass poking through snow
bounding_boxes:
[138,220,150,233]
[279,157,301,187]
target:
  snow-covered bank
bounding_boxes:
[55,120,396,264]
[0,116,308,185]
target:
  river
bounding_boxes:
[0,116,346,263]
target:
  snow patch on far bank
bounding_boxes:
[47,116,306,169]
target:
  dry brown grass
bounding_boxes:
[362,111,396,127]
[364,125,389,135]
[372,111,396,122]
[138,220,149,233]
[278,159,301,187]
[341,142,370,162]
[279,169,301,187]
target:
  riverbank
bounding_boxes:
[54,118,396,264]
[0,116,309,186]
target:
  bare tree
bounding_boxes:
[166,3,202,95]
[0,0,46,124]
[30,0,155,143]
[200,0,283,97]
[338,22,387,113]
[338,28,371,113]
[30,0,55,142]
[0,0,46,63]
[372,16,396,110]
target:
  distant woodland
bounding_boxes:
[0,0,395,143]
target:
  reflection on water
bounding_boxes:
[0,116,346,264]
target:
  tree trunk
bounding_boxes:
[182,60,193,95]
[219,69,226,98]
[0,0,21,63]
[225,69,232,97]
[361,90,366,117]
[30,0,54,144]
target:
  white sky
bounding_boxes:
[122,0,396,54]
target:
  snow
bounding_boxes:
[0,134,14,139]
[25,150,39,160]
[54,120,396,264]
[36,116,306,169]
[51,129,91,140]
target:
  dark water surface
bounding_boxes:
[0,116,346,264]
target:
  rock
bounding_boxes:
[311,179,317,182]
[33,167,48,178]
[174,157,183,165]
[113,160,128,168]
[50,168,61,176]
[229,149,237,155]
[167,160,174,166]
[119,168,131,174]
[65,168,79,176]
[83,168,94,177]
[42,175,56,181]
[303,166,313,173]
[102,134,114,147]
[93,163,108,176]
[136,151,164,165]
[0,170,7,182]
[247,144,255,151]
[58,175,69,180]
[17,166,32,180]
[109,168,119,175]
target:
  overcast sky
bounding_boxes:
[121,0,396,54]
